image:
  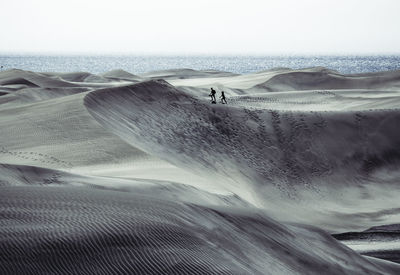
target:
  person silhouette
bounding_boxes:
[220,91,227,104]
[209,88,217,103]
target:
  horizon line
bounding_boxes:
[1,52,400,57]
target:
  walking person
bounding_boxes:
[220,91,227,104]
[209,87,217,103]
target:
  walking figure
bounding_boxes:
[209,88,217,103]
[220,91,227,104]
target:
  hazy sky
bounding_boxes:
[1,0,399,55]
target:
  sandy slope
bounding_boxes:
[3,183,399,275]
[0,70,214,191]
[85,79,400,232]
[1,68,400,274]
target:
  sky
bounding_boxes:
[1,0,400,55]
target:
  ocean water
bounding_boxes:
[0,55,399,75]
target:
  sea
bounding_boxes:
[1,55,400,75]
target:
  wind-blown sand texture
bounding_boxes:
[1,67,400,274]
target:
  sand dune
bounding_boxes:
[1,68,400,274]
[0,87,90,109]
[0,92,147,169]
[253,69,400,92]
[85,79,400,230]
[2,183,399,274]
[141,68,239,80]
[0,69,79,88]
[0,71,226,191]
[42,71,113,83]
[168,67,400,93]
[0,163,247,207]
[102,69,144,82]
[229,89,400,111]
